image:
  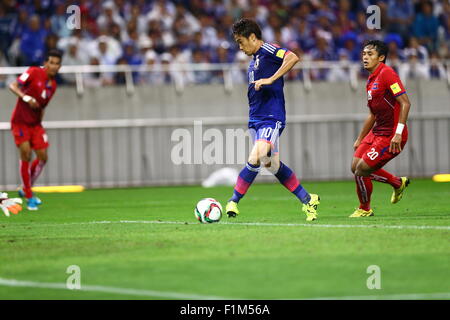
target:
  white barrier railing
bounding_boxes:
[3,61,447,95]
[0,112,449,130]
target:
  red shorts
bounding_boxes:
[354,131,407,169]
[11,123,49,150]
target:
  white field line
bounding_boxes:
[1,278,448,300]
[13,220,450,231]
[304,292,450,300]
[0,278,232,300]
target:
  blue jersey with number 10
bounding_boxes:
[247,42,290,124]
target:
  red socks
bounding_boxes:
[20,159,46,199]
[355,169,401,210]
[20,160,33,198]
[371,169,402,189]
[355,175,373,211]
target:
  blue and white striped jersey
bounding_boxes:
[247,42,290,124]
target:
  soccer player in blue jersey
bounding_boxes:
[225,19,320,221]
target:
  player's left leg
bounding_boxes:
[28,148,48,206]
[265,154,320,221]
[265,154,310,203]
[31,148,47,186]
[263,122,320,221]
[371,169,410,203]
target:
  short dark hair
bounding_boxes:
[45,49,63,62]
[232,18,262,40]
[364,40,388,63]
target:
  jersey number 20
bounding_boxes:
[367,148,379,160]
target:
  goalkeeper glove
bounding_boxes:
[0,193,23,217]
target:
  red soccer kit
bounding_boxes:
[11,66,57,150]
[354,62,408,169]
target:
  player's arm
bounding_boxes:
[9,80,40,109]
[389,93,411,154]
[253,51,300,91]
[354,111,375,150]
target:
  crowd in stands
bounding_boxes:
[0,0,449,86]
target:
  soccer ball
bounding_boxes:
[194,198,222,223]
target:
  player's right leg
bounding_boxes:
[19,125,49,206]
[350,156,374,217]
[351,133,377,217]
[17,142,39,211]
[225,140,269,218]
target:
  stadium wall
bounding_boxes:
[0,80,449,189]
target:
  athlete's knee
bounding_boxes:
[19,148,32,162]
[20,153,32,162]
[247,154,260,167]
[37,153,48,163]
[351,162,357,174]
[249,146,270,166]
[264,158,280,174]
[355,162,372,177]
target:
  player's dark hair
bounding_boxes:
[45,49,63,62]
[232,18,262,40]
[364,40,388,63]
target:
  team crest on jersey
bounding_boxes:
[367,90,372,100]
[372,82,378,90]
[254,55,260,69]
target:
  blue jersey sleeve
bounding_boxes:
[260,43,290,64]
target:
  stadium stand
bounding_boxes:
[0,0,448,86]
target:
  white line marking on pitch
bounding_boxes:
[36,220,450,231]
[9,220,450,230]
[1,278,448,300]
[0,278,233,300]
[304,292,450,300]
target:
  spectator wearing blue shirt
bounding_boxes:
[191,48,213,84]
[11,8,28,43]
[386,0,414,41]
[295,19,315,52]
[50,3,72,39]
[121,41,143,83]
[412,1,440,52]
[20,15,48,66]
[340,31,360,61]
[310,36,336,80]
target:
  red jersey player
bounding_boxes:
[8,49,62,211]
[350,40,411,217]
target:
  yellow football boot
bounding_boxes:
[391,177,410,204]
[302,194,320,221]
[226,201,240,218]
[349,208,374,217]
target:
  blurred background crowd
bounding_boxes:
[0,0,449,86]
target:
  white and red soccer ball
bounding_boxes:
[194,198,222,223]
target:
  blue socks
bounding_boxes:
[274,162,311,204]
[230,162,260,203]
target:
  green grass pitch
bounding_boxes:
[0,179,449,300]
